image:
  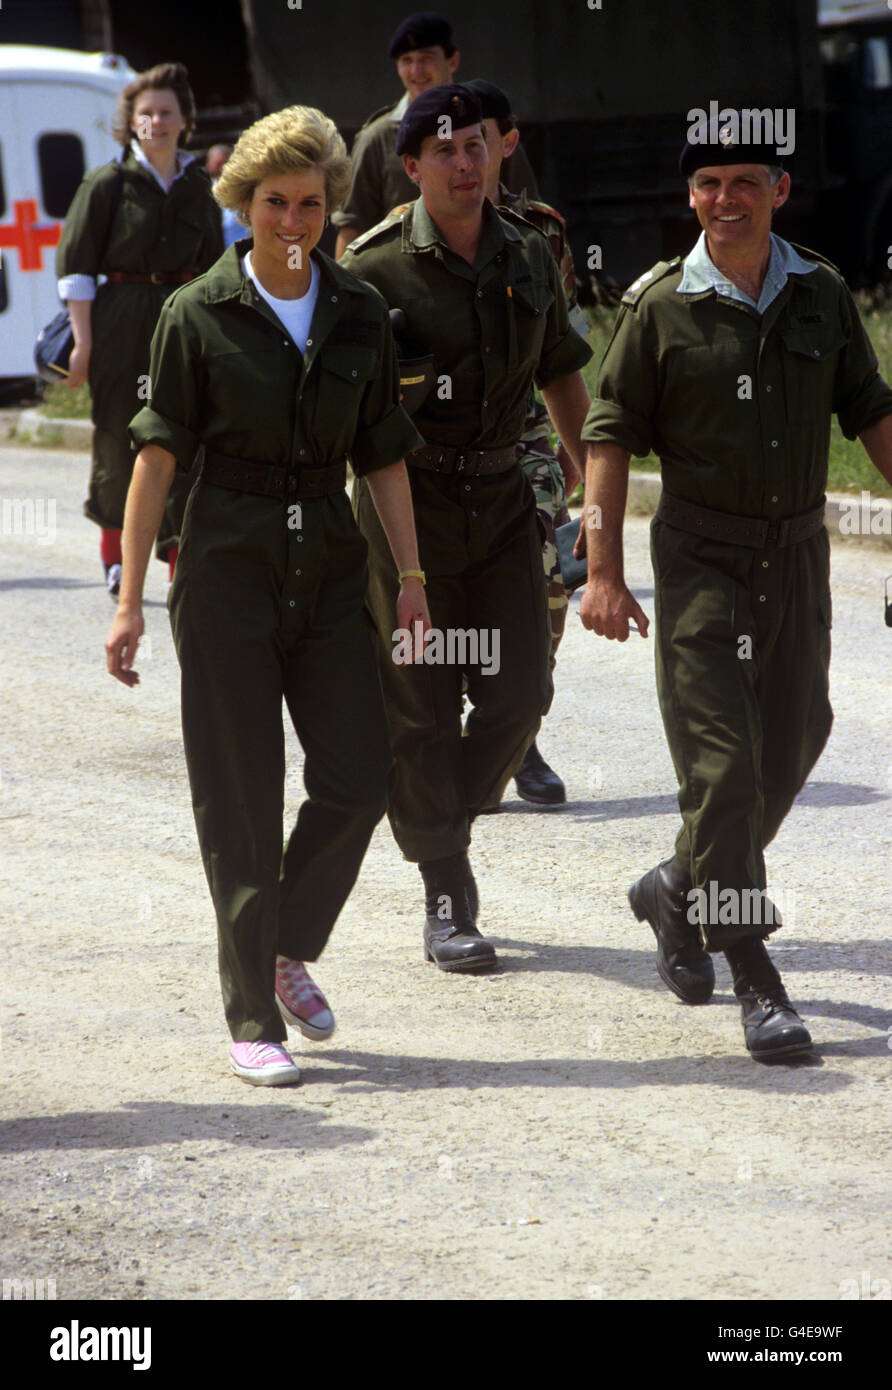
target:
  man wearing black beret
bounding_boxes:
[578,116,892,1059]
[342,84,592,972]
[333,12,537,257]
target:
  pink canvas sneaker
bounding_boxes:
[229,1040,301,1086]
[275,957,336,1040]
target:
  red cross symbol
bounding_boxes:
[0,199,62,271]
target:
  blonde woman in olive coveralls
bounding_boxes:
[106,108,429,1087]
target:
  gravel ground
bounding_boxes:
[1,440,890,1302]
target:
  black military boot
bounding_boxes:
[724,937,812,1060]
[628,857,715,1004]
[514,741,566,805]
[419,851,495,972]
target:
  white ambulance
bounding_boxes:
[0,45,136,384]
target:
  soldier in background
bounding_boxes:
[468,78,589,807]
[333,12,538,258]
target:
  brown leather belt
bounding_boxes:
[106,271,194,285]
[202,449,347,501]
[656,493,826,548]
[408,442,519,475]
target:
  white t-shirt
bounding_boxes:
[242,251,320,354]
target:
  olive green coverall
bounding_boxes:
[130,242,422,1039]
[582,246,892,948]
[57,149,222,558]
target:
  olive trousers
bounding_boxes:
[169,482,391,1041]
[651,518,834,950]
[355,464,553,862]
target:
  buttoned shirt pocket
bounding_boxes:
[509,278,554,369]
[314,344,381,456]
[780,324,847,424]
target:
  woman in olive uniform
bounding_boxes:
[57,62,222,597]
[105,107,429,1087]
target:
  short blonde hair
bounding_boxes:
[214,106,350,224]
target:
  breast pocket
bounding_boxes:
[315,345,381,450]
[510,279,554,369]
[780,325,847,424]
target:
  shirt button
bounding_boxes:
[295,569,302,576]
[471,509,478,517]
[306,337,313,346]
[477,290,483,298]
[464,484,471,492]
[289,600,295,607]
[765,385,772,392]
[771,495,778,503]
[771,440,778,448]
[483,399,488,407]
[296,535,303,543]
[813,349,820,358]
[299,448,307,456]
[761,560,769,568]
[351,369,357,377]
[758,594,767,603]
[330,295,338,302]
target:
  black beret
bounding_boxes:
[464,78,513,124]
[388,12,454,59]
[395,83,484,157]
[679,109,787,178]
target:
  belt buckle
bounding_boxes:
[765,520,780,548]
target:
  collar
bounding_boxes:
[677,231,817,310]
[127,139,194,191]
[201,238,371,305]
[388,91,411,123]
[404,195,520,260]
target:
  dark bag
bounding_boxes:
[34,162,123,384]
[555,516,588,593]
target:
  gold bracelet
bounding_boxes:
[398,568,426,586]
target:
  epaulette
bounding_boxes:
[496,205,549,237]
[357,101,400,134]
[516,197,568,231]
[788,242,842,274]
[621,257,683,306]
[346,207,407,254]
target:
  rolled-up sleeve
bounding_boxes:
[833,285,892,439]
[581,304,659,457]
[534,255,593,387]
[129,294,203,472]
[350,311,424,476]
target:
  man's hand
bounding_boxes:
[579,574,649,641]
[106,607,145,686]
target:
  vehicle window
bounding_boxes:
[37,133,86,218]
[863,35,892,90]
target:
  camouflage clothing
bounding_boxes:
[498,182,589,655]
[516,436,571,660]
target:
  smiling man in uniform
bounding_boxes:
[578,120,892,1059]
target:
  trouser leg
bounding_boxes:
[356,470,551,861]
[518,441,570,664]
[653,528,766,950]
[172,574,287,1043]
[462,514,553,815]
[278,607,391,961]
